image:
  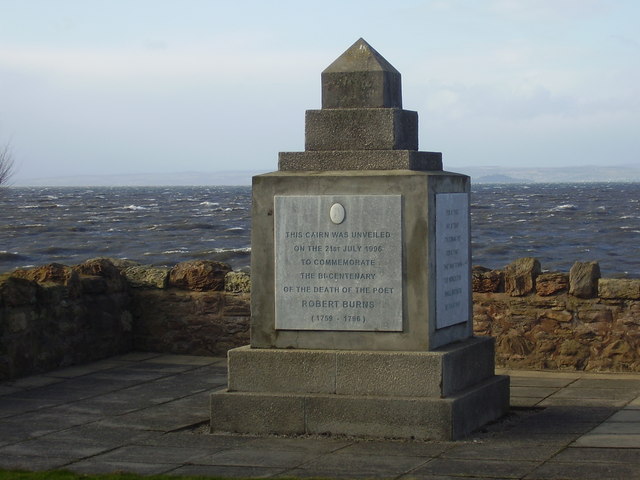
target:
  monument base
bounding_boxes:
[210,337,509,440]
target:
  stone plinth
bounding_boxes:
[211,337,509,440]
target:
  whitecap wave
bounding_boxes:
[551,204,578,212]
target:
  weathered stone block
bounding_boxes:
[569,261,601,298]
[599,279,640,300]
[168,260,231,291]
[278,150,442,171]
[224,271,251,293]
[210,391,305,435]
[536,272,569,296]
[121,265,169,289]
[504,257,541,296]
[336,337,495,397]
[576,304,613,323]
[321,38,402,109]
[11,263,79,286]
[305,394,451,439]
[74,258,128,292]
[305,109,418,151]
[228,347,336,394]
[472,266,504,293]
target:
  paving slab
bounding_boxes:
[497,369,581,380]
[607,409,640,422]
[551,447,640,464]
[410,457,538,479]
[110,352,163,361]
[570,377,640,390]
[0,385,20,396]
[441,442,562,462]
[510,396,546,407]
[539,396,631,408]
[42,424,160,448]
[90,444,211,464]
[67,459,176,475]
[0,455,72,471]
[144,354,223,366]
[48,359,132,378]
[510,386,562,398]
[134,432,251,449]
[279,452,430,479]
[4,374,65,389]
[192,446,325,469]
[0,438,111,459]
[588,421,640,434]
[0,396,54,418]
[524,461,640,480]
[509,376,576,388]
[171,464,289,478]
[573,433,640,448]
[95,403,209,432]
[243,436,354,454]
[335,440,452,457]
[546,387,639,401]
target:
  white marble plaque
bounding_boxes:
[274,195,402,331]
[435,193,470,329]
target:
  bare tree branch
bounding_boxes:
[0,142,15,186]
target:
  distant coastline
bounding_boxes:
[9,165,640,187]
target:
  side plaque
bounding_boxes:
[275,195,402,331]
[435,193,470,329]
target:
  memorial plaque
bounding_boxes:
[275,195,402,331]
[435,193,470,329]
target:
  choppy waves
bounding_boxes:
[1,183,639,277]
[0,186,252,272]
[471,183,640,277]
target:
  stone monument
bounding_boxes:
[210,38,509,440]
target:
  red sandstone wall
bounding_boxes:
[2,256,639,380]
[473,258,640,371]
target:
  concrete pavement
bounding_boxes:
[1,353,640,479]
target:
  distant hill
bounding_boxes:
[474,174,531,184]
[12,164,640,186]
[452,165,640,183]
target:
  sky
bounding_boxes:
[1,0,639,183]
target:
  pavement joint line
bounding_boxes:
[397,456,441,479]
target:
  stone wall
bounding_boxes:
[127,263,250,356]
[0,259,132,380]
[0,259,250,381]
[473,258,640,372]
[2,256,639,380]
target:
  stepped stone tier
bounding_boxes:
[210,38,509,440]
[279,38,442,172]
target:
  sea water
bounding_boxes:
[1,183,639,277]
